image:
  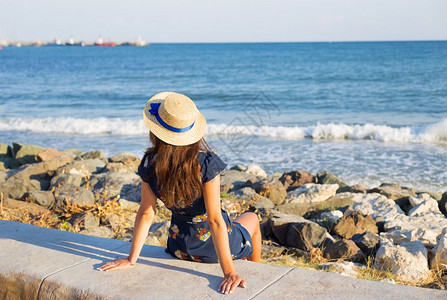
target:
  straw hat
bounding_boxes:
[143,92,206,146]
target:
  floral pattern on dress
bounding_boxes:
[175,249,189,260]
[227,224,232,234]
[170,224,179,239]
[192,213,207,224]
[196,227,211,242]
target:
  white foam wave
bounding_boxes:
[0,117,446,143]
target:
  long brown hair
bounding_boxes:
[146,132,212,209]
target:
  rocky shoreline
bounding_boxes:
[1,142,446,290]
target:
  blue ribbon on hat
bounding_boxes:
[149,102,195,133]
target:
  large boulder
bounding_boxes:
[0,179,40,199]
[21,190,55,209]
[279,170,315,192]
[108,153,140,173]
[351,192,404,221]
[381,213,447,247]
[89,171,140,200]
[316,171,349,192]
[50,173,83,188]
[53,185,95,206]
[352,232,380,257]
[2,197,51,216]
[275,202,309,216]
[332,211,378,239]
[80,226,114,238]
[220,170,258,193]
[408,195,442,217]
[12,144,45,167]
[286,221,329,251]
[70,159,106,175]
[244,165,267,178]
[267,212,311,245]
[36,148,67,162]
[324,239,365,262]
[374,238,430,283]
[81,150,106,161]
[286,183,339,204]
[69,211,100,230]
[246,177,287,205]
[369,183,417,201]
[229,187,273,208]
[430,228,447,271]
[7,154,74,183]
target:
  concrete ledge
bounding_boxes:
[0,220,445,299]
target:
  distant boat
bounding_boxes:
[94,37,116,47]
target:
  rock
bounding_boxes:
[332,211,378,239]
[286,221,329,251]
[286,183,339,204]
[145,235,163,247]
[50,173,83,188]
[430,228,447,271]
[324,239,365,262]
[369,183,417,201]
[275,203,309,216]
[89,171,140,200]
[55,162,91,178]
[80,226,114,238]
[72,159,106,174]
[119,198,140,211]
[7,154,75,183]
[101,162,135,173]
[69,212,100,230]
[320,210,343,225]
[408,196,442,217]
[0,144,13,158]
[0,157,12,170]
[220,170,258,193]
[247,177,287,205]
[230,165,247,172]
[13,144,45,167]
[409,193,432,207]
[229,187,273,209]
[64,148,85,157]
[381,213,447,247]
[252,196,275,210]
[352,232,380,257]
[318,261,365,277]
[349,184,369,194]
[267,212,311,245]
[439,192,447,216]
[21,190,55,209]
[2,197,51,215]
[316,171,348,192]
[36,148,67,162]
[351,192,404,221]
[0,179,40,199]
[279,170,315,192]
[109,153,140,173]
[0,170,6,184]
[374,238,430,283]
[81,150,106,161]
[53,185,95,206]
[12,142,22,154]
[380,278,396,284]
[245,164,267,178]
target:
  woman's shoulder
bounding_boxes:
[137,151,156,183]
[198,150,228,183]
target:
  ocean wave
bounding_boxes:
[0,117,446,143]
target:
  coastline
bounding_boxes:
[1,142,446,290]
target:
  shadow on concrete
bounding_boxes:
[0,221,222,292]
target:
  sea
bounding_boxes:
[0,42,446,192]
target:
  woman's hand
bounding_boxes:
[218,272,247,295]
[97,257,135,272]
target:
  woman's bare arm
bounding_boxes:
[98,181,157,271]
[203,175,246,294]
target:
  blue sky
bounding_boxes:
[1,0,446,42]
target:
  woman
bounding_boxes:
[98,92,261,295]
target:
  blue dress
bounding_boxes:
[137,150,253,263]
